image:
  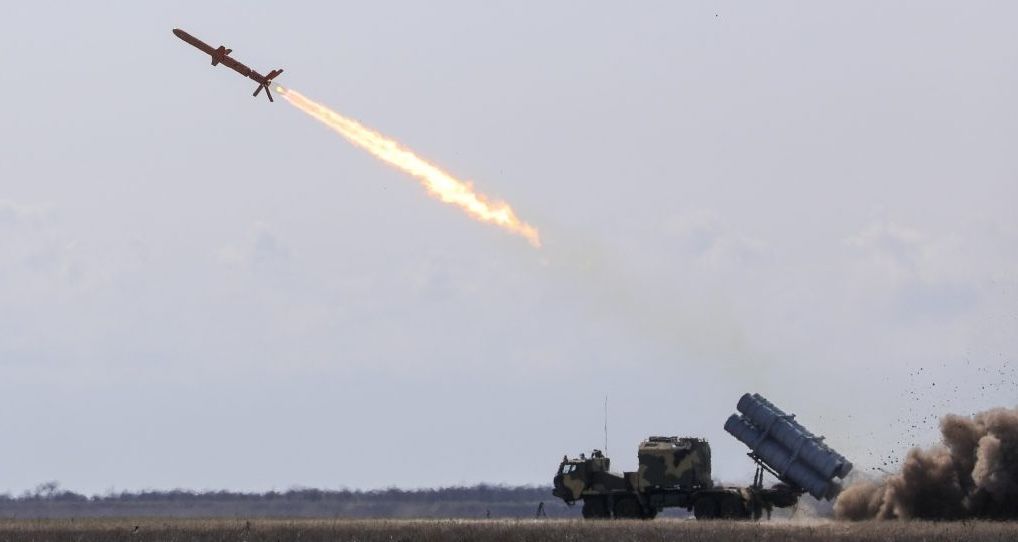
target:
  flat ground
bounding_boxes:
[0,518,1014,542]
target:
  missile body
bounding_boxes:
[172,28,213,55]
[172,28,283,101]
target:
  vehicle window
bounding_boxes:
[561,464,576,474]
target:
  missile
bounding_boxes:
[173,28,283,102]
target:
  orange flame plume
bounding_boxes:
[276,87,541,248]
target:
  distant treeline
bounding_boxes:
[0,482,580,519]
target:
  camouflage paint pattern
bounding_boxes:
[637,436,713,491]
[553,451,631,503]
[553,460,587,502]
[586,470,628,493]
[552,431,803,518]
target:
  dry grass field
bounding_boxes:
[0,518,1014,542]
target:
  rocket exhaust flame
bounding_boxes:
[276,87,541,247]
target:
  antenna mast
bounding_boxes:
[603,395,608,455]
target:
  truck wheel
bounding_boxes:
[693,496,719,519]
[613,497,642,519]
[581,497,609,519]
[720,495,749,519]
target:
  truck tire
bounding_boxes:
[613,497,642,519]
[720,495,749,519]
[581,497,609,519]
[693,496,719,519]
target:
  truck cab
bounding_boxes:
[552,450,615,503]
[552,457,587,503]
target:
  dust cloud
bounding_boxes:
[835,407,1018,520]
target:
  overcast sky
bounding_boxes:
[1,1,1016,494]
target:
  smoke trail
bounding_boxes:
[835,406,1018,520]
[276,87,541,248]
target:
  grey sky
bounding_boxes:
[1,1,1016,494]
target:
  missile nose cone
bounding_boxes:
[172,28,185,38]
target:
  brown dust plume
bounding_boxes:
[835,406,1018,520]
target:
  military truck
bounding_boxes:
[551,393,851,520]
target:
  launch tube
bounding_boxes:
[740,393,853,478]
[724,414,837,500]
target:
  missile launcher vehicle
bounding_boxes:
[551,393,852,519]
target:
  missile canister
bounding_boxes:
[740,393,853,478]
[724,414,838,500]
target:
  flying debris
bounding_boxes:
[172,28,283,102]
